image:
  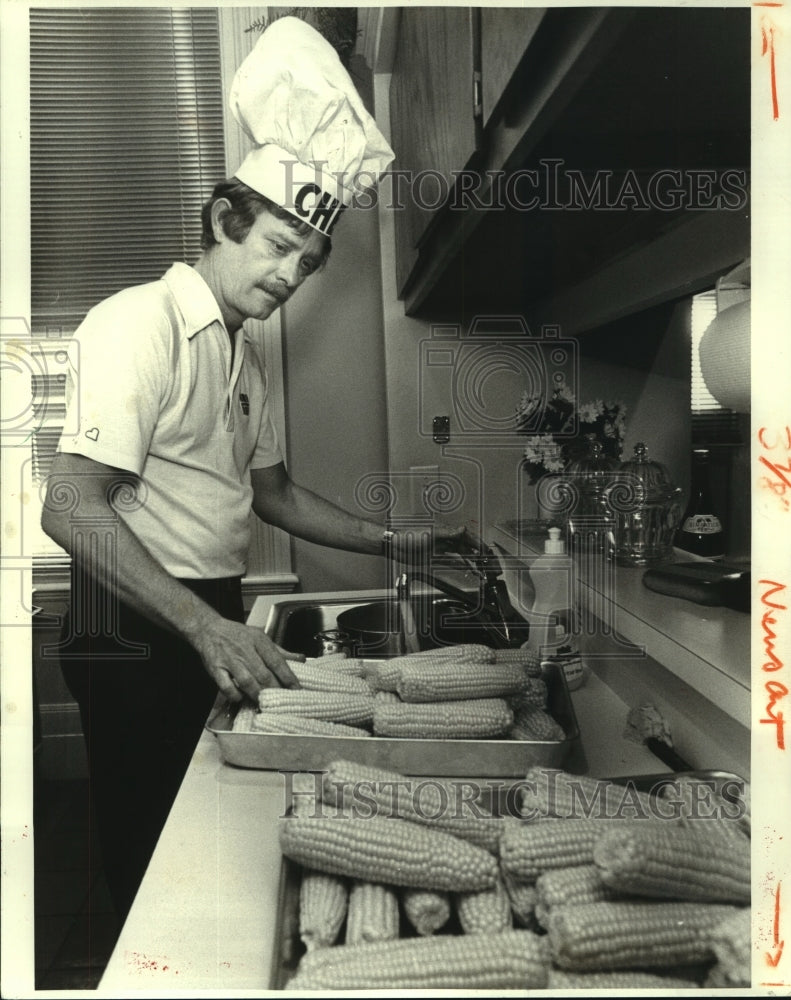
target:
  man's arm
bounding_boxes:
[41,452,300,702]
[250,462,480,560]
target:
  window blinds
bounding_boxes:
[28,7,226,558]
[30,6,226,335]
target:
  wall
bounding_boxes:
[280,158,391,595]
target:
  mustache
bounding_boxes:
[258,282,289,304]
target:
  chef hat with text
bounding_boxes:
[229,15,395,236]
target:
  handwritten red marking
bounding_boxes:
[759,427,791,450]
[766,882,785,967]
[761,15,781,119]
[760,580,788,749]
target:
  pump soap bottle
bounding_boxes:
[526,527,586,690]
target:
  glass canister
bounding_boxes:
[607,442,683,566]
[566,440,619,520]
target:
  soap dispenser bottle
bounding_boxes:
[526,527,573,655]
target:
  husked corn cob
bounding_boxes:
[703,906,752,988]
[547,900,741,971]
[285,661,372,696]
[502,872,538,928]
[593,822,751,904]
[508,676,548,710]
[345,880,400,945]
[492,646,542,676]
[396,659,528,703]
[456,876,513,935]
[231,702,257,733]
[258,688,373,728]
[401,889,451,936]
[298,869,349,951]
[360,660,402,692]
[319,759,505,853]
[534,864,614,929]
[250,712,369,738]
[286,930,551,990]
[548,969,701,990]
[660,774,750,837]
[373,694,513,740]
[279,814,498,892]
[396,643,496,665]
[500,817,659,882]
[510,706,565,742]
[519,767,655,821]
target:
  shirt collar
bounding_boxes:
[164,262,226,339]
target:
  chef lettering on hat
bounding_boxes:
[40,17,480,920]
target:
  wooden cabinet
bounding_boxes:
[389,7,478,295]
[480,7,546,126]
[386,7,750,330]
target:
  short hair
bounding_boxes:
[200,178,332,261]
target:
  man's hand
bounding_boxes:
[387,523,488,565]
[193,618,305,703]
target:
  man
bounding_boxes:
[41,17,478,921]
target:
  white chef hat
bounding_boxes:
[229,15,395,236]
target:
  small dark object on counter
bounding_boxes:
[624,703,692,773]
[642,561,750,613]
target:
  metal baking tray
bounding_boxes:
[206,660,580,777]
[268,769,748,989]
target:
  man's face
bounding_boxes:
[217,209,327,325]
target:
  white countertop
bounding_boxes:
[99,589,670,994]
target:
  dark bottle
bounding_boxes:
[675,449,726,559]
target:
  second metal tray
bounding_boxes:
[206,660,580,777]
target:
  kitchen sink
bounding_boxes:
[267,595,530,658]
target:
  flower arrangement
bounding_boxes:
[516,382,627,484]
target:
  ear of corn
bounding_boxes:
[500,817,640,882]
[396,659,529,703]
[394,644,496,665]
[534,864,615,929]
[401,889,451,936]
[593,822,751,904]
[548,969,702,990]
[257,689,373,728]
[345,880,400,945]
[319,759,504,853]
[501,871,538,929]
[298,869,349,952]
[510,706,566,742]
[519,767,655,821]
[547,900,741,971]
[279,814,498,892]
[250,712,370,738]
[455,876,513,935]
[659,775,751,838]
[507,676,548,710]
[492,646,542,676]
[703,907,752,988]
[286,930,551,990]
[373,694,513,739]
[285,661,372,696]
[231,702,257,733]
[360,659,403,692]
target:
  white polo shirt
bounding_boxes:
[58,262,283,578]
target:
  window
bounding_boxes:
[690,289,742,446]
[28,6,226,561]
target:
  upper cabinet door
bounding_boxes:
[389,8,479,296]
[480,7,547,126]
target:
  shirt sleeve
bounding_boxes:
[58,285,172,476]
[245,337,284,470]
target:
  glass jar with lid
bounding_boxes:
[608,442,683,566]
